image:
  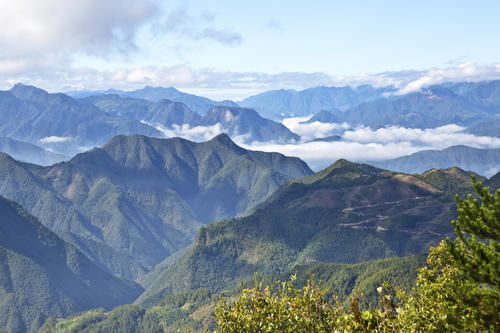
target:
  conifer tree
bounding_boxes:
[445,178,499,288]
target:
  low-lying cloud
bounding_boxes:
[39,136,73,144]
[282,116,350,141]
[343,125,500,149]
[154,123,224,142]
[140,118,500,172]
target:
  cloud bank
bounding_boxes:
[3,62,500,101]
[282,117,350,141]
[142,117,500,171]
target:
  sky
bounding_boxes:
[1,0,500,100]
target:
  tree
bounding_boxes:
[443,178,500,329]
[214,274,342,333]
[214,179,500,332]
[396,242,489,332]
[445,178,499,287]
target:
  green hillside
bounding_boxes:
[138,160,473,306]
[0,134,312,282]
[39,254,425,332]
[0,196,142,333]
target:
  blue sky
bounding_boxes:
[1,0,500,99]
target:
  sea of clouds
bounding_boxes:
[148,116,500,171]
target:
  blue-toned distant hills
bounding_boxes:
[0,84,163,155]
[0,137,68,165]
[69,85,238,115]
[240,85,395,119]
[369,145,500,177]
[79,94,299,143]
[1,80,500,169]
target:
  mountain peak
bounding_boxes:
[297,159,383,185]
[9,83,49,101]
[209,133,235,145]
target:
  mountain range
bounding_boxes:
[0,195,142,333]
[69,86,238,115]
[0,134,311,282]
[339,86,490,129]
[370,145,500,177]
[0,84,163,155]
[240,85,395,119]
[80,94,299,144]
[0,137,68,166]
[137,160,481,306]
[78,94,202,127]
[1,79,499,332]
[1,137,498,331]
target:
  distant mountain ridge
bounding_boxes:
[0,84,163,155]
[79,94,203,127]
[0,134,312,282]
[240,85,395,119]
[0,195,142,333]
[340,86,489,129]
[370,145,500,177]
[80,94,299,143]
[0,137,68,165]
[69,86,239,115]
[200,106,300,143]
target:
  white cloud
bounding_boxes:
[282,117,350,141]
[394,62,500,95]
[39,136,72,144]
[142,120,500,172]
[153,5,242,46]
[153,123,225,142]
[343,125,500,149]
[0,0,159,75]
[2,60,500,101]
[239,140,425,171]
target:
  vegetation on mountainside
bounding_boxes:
[138,160,465,306]
[37,175,499,332]
[38,255,424,332]
[0,196,142,333]
[0,134,311,282]
[215,179,500,332]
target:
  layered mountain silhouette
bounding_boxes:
[0,84,163,155]
[0,195,142,333]
[370,145,500,177]
[302,110,341,124]
[79,94,203,127]
[340,86,489,129]
[240,85,394,119]
[0,134,312,282]
[137,160,480,305]
[200,106,300,143]
[70,86,238,114]
[0,137,68,165]
[445,80,500,113]
[465,117,500,138]
[80,94,299,143]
